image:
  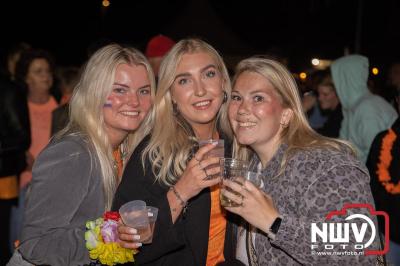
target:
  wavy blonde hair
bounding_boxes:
[232,57,354,170]
[143,38,232,186]
[57,44,155,210]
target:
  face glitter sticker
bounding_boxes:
[104,97,113,108]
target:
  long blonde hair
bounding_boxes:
[57,44,155,210]
[232,57,354,170]
[143,38,232,186]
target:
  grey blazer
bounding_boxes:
[11,134,105,266]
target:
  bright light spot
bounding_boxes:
[299,72,307,80]
[311,58,320,66]
[102,0,110,7]
[372,67,379,75]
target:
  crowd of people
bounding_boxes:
[1,35,399,266]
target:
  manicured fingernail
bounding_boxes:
[136,243,142,247]
[129,228,137,234]
[133,235,140,240]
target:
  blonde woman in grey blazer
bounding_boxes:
[7,44,155,266]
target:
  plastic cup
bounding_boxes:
[244,171,264,189]
[142,206,159,244]
[198,139,224,180]
[119,200,152,243]
[219,158,248,207]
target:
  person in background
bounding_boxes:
[385,61,400,109]
[367,86,400,266]
[51,66,80,135]
[9,49,59,250]
[6,42,31,81]
[114,38,241,265]
[7,44,154,266]
[331,55,398,163]
[301,70,328,130]
[221,57,380,265]
[0,76,30,265]
[145,34,175,79]
[315,72,343,138]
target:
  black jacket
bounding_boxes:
[112,135,243,266]
[367,117,400,244]
[0,77,30,177]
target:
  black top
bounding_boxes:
[367,117,400,244]
[0,77,30,177]
[316,104,343,138]
[112,134,243,266]
[51,103,69,136]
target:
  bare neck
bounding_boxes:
[192,122,217,140]
[28,92,50,104]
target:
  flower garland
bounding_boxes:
[376,129,400,194]
[85,211,137,265]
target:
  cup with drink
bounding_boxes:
[143,206,159,244]
[119,200,153,243]
[198,139,224,180]
[219,158,248,207]
[244,171,264,189]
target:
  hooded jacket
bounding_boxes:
[331,55,398,163]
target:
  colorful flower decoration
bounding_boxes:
[85,211,137,265]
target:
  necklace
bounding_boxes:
[376,129,400,194]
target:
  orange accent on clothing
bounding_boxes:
[206,184,226,266]
[0,175,18,199]
[60,94,72,105]
[113,148,123,179]
[20,97,58,188]
[377,129,400,194]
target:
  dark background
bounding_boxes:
[1,0,399,74]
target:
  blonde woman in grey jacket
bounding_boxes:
[8,44,155,266]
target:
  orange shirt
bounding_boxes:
[113,148,123,179]
[206,184,226,266]
[20,97,58,187]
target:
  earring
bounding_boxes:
[222,91,228,103]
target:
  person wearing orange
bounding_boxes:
[15,49,59,189]
[113,38,241,265]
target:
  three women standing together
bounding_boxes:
[9,39,380,266]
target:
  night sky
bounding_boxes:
[1,0,399,74]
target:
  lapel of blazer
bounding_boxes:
[184,187,211,266]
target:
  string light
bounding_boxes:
[102,0,110,7]
[311,58,320,66]
[372,67,379,75]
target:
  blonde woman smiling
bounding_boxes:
[114,39,242,265]
[8,44,155,266]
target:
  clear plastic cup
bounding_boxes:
[198,139,224,180]
[219,158,248,207]
[142,206,159,244]
[119,200,152,243]
[244,171,264,189]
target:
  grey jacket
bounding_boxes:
[241,144,381,265]
[9,134,105,266]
